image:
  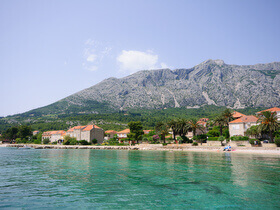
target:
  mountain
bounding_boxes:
[22,59,280,116]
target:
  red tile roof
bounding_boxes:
[82,125,93,131]
[232,111,246,118]
[105,130,118,134]
[117,129,130,134]
[42,130,66,136]
[197,121,207,126]
[257,107,280,114]
[229,115,258,124]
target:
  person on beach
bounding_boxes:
[223,145,231,151]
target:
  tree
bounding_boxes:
[214,115,226,136]
[188,118,204,137]
[258,111,279,142]
[245,125,261,139]
[175,118,190,138]
[218,136,225,146]
[155,121,169,144]
[167,119,178,140]
[2,127,19,141]
[222,109,234,127]
[128,121,144,144]
[17,125,32,140]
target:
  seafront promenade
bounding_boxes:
[2,144,280,155]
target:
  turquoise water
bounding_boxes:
[0,148,279,209]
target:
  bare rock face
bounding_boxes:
[30,59,280,115]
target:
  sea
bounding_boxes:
[0,147,279,209]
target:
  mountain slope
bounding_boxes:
[23,59,280,116]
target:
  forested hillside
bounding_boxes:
[0,106,265,133]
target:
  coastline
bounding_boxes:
[1,144,280,155]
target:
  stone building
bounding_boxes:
[42,130,66,143]
[66,125,104,144]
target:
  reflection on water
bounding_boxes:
[0,148,279,209]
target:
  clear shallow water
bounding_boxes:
[0,148,279,209]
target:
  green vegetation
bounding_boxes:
[274,138,280,147]
[249,138,261,145]
[230,136,249,141]
[128,121,144,144]
[0,106,266,133]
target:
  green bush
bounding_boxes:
[15,138,22,143]
[43,138,50,144]
[207,137,219,141]
[52,141,57,145]
[188,139,193,143]
[69,139,77,145]
[207,130,220,137]
[223,129,230,139]
[275,138,280,147]
[230,136,249,141]
[92,139,98,144]
[34,139,41,144]
[218,136,225,142]
[182,136,189,143]
[163,143,168,146]
[79,140,90,145]
[249,138,259,145]
[192,142,198,146]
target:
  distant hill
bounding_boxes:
[18,59,280,117]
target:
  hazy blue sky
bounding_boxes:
[0,0,280,116]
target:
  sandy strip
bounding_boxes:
[2,144,280,155]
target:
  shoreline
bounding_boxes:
[1,144,280,155]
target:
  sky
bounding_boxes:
[0,0,280,116]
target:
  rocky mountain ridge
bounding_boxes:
[24,59,280,116]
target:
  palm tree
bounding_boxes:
[167,119,178,140]
[214,115,226,136]
[245,125,261,139]
[188,118,204,137]
[258,111,279,142]
[175,118,190,138]
[155,121,169,144]
[222,108,234,127]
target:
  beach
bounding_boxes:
[2,143,280,155]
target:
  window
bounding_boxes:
[232,125,240,130]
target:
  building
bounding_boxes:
[42,130,66,143]
[66,125,104,144]
[232,111,246,119]
[33,130,40,136]
[105,130,118,140]
[117,129,130,139]
[257,107,280,121]
[229,115,259,137]
[143,130,152,135]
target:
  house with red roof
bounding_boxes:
[42,130,66,143]
[66,124,104,143]
[105,130,118,140]
[229,115,259,137]
[257,107,280,121]
[117,129,130,139]
[232,111,246,119]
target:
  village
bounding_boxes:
[29,107,280,148]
